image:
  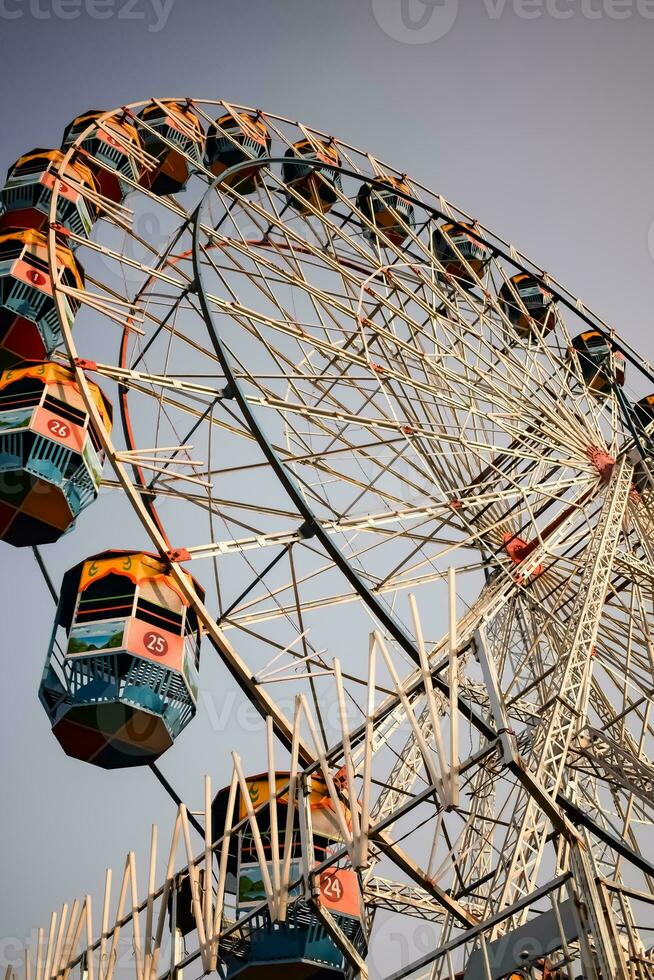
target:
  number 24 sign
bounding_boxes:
[318,870,359,917]
[320,873,344,901]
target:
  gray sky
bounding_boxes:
[1,0,654,971]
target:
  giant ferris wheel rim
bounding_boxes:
[41,99,653,715]
[45,99,654,566]
[1,94,648,978]
[42,97,654,380]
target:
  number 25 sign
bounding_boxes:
[143,631,169,656]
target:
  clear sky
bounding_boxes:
[1,0,654,972]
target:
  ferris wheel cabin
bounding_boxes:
[633,394,654,432]
[498,272,555,339]
[205,111,271,194]
[0,229,84,368]
[0,149,98,240]
[431,222,491,285]
[356,176,415,247]
[62,110,142,203]
[39,550,203,769]
[569,330,625,395]
[0,361,111,546]
[632,396,654,491]
[211,773,367,980]
[137,100,204,196]
[282,139,342,214]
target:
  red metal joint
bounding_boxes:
[585,445,615,481]
[166,547,192,564]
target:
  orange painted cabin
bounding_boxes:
[62,110,142,203]
[0,149,98,240]
[282,138,342,214]
[0,361,111,546]
[205,111,271,194]
[357,175,415,246]
[0,228,84,368]
[432,222,491,285]
[39,550,203,768]
[498,272,555,339]
[211,772,367,980]
[137,100,204,196]
[569,331,625,396]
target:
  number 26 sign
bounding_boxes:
[47,418,70,439]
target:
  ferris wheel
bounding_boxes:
[2,98,654,980]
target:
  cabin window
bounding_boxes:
[135,595,183,635]
[0,378,44,412]
[75,573,135,624]
[0,240,26,262]
[43,393,87,428]
[14,157,51,177]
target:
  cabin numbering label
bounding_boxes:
[143,630,169,656]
